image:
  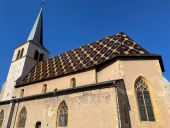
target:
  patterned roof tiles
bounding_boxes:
[18,32,149,86]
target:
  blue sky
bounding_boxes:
[0,0,170,88]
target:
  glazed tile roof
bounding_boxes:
[18,32,149,86]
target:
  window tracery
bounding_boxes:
[17,107,27,128]
[57,101,68,127]
[135,77,155,121]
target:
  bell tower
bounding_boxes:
[1,7,49,100]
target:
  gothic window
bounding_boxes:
[34,50,39,61]
[17,107,27,128]
[135,76,155,121]
[70,78,76,88]
[20,48,24,58]
[42,84,47,93]
[57,101,68,127]
[35,122,41,128]
[20,89,24,98]
[39,53,44,61]
[16,50,21,60]
[0,110,4,128]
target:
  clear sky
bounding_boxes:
[0,0,169,88]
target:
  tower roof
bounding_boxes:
[27,8,43,46]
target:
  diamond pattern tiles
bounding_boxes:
[19,32,148,85]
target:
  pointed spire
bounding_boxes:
[27,7,43,46]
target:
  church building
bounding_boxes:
[0,6,170,128]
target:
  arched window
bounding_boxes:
[42,84,47,93]
[20,89,24,98]
[135,76,155,121]
[0,110,4,128]
[34,50,39,61]
[70,78,76,88]
[35,121,41,128]
[17,107,27,128]
[20,48,24,58]
[57,101,68,127]
[39,53,44,61]
[16,50,21,60]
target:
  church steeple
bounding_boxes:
[27,8,43,46]
[1,3,49,101]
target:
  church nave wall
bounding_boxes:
[11,87,118,128]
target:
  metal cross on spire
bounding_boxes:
[41,0,45,8]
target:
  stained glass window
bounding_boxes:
[17,107,27,128]
[135,77,155,121]
[57,101,68,127]
[0,110,4,128]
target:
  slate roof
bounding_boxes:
[27,8,43,46]
[18,32,149,86]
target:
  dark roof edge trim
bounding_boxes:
[0,80,119,105]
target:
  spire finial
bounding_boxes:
[41,0,45,9]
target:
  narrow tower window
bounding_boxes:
[16,50,21,60]
[57,101,68,127]
[17,107,27,128]
[39,53,44,61]
[70,78,76,88]
[20,89,24,98]
[135,76,155,121]
[20,48,24,58]
[35,121,41,128]
[34,50,39,61]
[42,84,47,93]
[0,110,4,128]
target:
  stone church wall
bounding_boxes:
[0,103,12,128]
[10,87,118,128]
[120,59,170,127]
[96,59,170,128]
